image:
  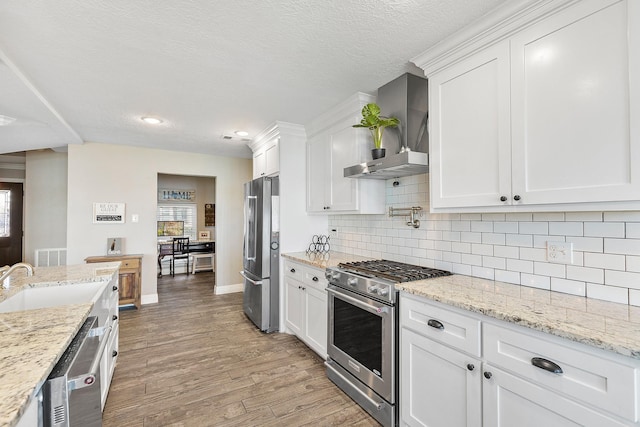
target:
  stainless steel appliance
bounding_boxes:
[325,260,451,427]
[242,176,280,333]
[44,316,112,427]
[344,73,430,179]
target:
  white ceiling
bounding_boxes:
[0,0,508,158]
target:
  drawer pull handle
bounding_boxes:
[312,276,319,282]
[531,357,563,374]
[427,319,444,330]
[290,268,296,273]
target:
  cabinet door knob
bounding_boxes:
[312,276,319,282]
[467,364,475,371]
[483,371,492,379]
[113,286,118,292]
[112,350,118,358]
[290,268,296,273]
[113,315,118,321]
[500,196,507,202]
[514,195,521,201]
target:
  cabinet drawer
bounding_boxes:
[401,294,481,357]
[120,259,140,269]
[283,259,304,281]
[303,266,327,291]
[484,323,639,421]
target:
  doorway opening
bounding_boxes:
[156,174,216,288]
[0,182,24,265]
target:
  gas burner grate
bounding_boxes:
[338,260,452,283]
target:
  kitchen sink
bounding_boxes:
[0,281,108,313]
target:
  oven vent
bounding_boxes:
[52,404,66,425]
[34,248,67,267]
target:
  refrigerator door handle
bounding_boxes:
[244,195,258,262]
[240,270,263,285]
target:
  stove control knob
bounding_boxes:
[347,278,358,287]
[377,287,389,297]
[367,286,379,294]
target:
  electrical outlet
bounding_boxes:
[546,241,573,264]
[329,228,339,239]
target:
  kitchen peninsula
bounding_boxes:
[0,263,120,427]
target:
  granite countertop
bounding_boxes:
[282,251,373,269]
[397,275,640,360]
[0,263,119,427]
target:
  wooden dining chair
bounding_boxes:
[170,237,190,276]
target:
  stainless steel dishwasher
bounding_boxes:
[43,316,112,427]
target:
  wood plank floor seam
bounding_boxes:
[102,271,379,426]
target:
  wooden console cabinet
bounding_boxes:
[85,254,142,308]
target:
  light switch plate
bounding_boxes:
[546,241,573,264]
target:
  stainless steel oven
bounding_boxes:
[325,260,452,427]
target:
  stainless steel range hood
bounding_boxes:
[345,73,429,179]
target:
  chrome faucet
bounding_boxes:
[0,262,34,288]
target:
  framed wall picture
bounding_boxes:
[198,230,211,240]
[93,202,125,223]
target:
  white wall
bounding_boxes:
[24,150,68,264]
[67,142,251,303]
[329,173,640,306]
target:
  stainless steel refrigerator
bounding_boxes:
[241,176,279,333]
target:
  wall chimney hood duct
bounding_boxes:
[344,73,429,179]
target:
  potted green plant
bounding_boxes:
[353,103,400,159]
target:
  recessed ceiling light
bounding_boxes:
[234,130,249,137]
[0,114,17,126]
[141,117,163,125]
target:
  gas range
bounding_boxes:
[325,260,452,304]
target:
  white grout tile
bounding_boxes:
[565,212,603,222]
[495,269,520,284]
[566,265,604,284]
[583,222,625,238]
[472,266,495,280]
[630,289,640,307]
[627,223,640,238]
[627,256,640,272]
[460,232,482,243]
[506,233,533,247]
[533,235,564,248]
[412,248,427,258]
[472,243,493,256]
[452,263,472,275]
[534,262,566,278]
[604,211,640,222]
[442,231,461,242]
[586,283,629,304]
[451,221,471,232]
[493,222,519,233]
[566,236,603,252]
[483,256,506,270]
[507,258,534,274]
[549,222,583,236]
[506,212,532,221]
[519,247,547,262]
[443,251,461,263]
[451,242,471,254]
[435,260,453,271]
[533,212,565,221]
[427,250,443,260]
[482,233,506,245]
[604,238,640,256]
[521,273,550,290]
[471,221,493,232]
[583,253,625,271]
[435,240,452,251]
[461,253,483,266]
[551,278,586,296]
[519,222,549,235]
[482,213,506,222]
[605,270,640,290]
[460,213,482,220]
[494,245,520,259]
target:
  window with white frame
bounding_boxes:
[157,204,197,240]
[0,189,10,237]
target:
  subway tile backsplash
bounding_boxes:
[328,174,640,306]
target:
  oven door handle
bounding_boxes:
[327,286,389,316]
[67,325,113,391]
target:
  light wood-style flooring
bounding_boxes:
[102,271,379,426]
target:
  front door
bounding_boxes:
[0,182,23,265]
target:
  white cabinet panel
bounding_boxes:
[511,0,639,205]
[430,41,511,209]
[303,286,328,357]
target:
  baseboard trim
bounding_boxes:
[141,293,159,305]
[215,283,243,295]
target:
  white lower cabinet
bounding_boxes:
[401,328,481,426]
[400,293,640,426]
[284,259,328,358]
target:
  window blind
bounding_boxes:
[157,204,197,239]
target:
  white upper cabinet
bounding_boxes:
[251,136,279,179]
[306,93,385,214]
[415,0,639,212]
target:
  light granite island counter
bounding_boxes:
[0,263,120,427]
